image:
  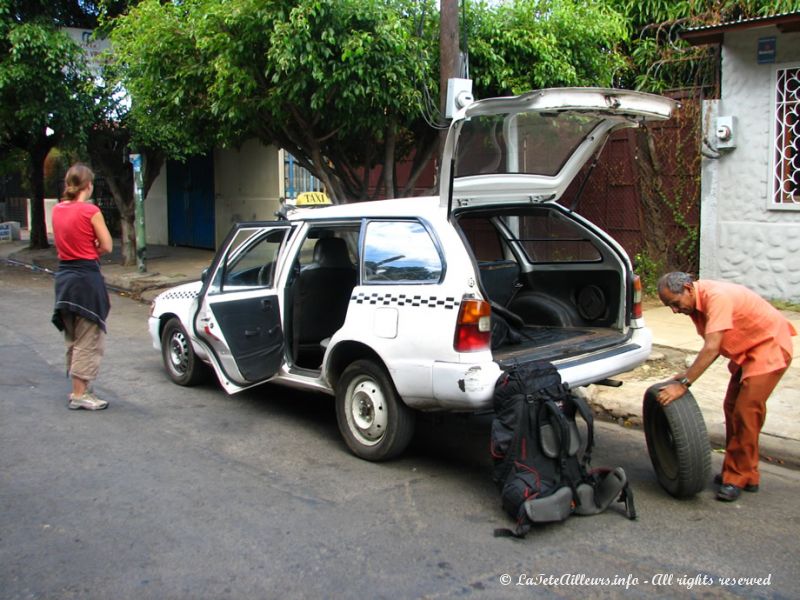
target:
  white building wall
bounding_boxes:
[145,169,168,246]
[214,140,282,246]
[700,26,800,302]
[143,140,282,248]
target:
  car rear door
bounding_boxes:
[194,224,292,386]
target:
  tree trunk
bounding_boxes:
[382,119,397,199]
[101,166,135,265]
[28,144,51,250]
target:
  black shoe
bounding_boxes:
[714,474,759,492]
[717,484,741,502]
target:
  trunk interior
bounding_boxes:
[455,205,630,361]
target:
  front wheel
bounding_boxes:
[335,360,415,461]
[161,318,207,386]
[643,382,711,498]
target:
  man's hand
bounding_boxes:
[656,382,687,406]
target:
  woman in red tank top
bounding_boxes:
[51,164,114,410]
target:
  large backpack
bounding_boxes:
[491,361,636,538]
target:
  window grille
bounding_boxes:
[774,66,800,205]
[283,153,324,200]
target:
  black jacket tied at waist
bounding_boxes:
[52,259,110,333]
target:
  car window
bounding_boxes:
[213,228,289,293]
[458,215,506,261]
[502,211,601,263]
[455,113,603,178]
[363,221,443,283]
[294,226,360,270]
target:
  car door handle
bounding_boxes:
[261,299,272,311]
[244,327,261,338]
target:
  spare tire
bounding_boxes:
[643,382,711,498]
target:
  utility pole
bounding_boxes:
[129,153,147,273]
[439,0,460,155]
[439,0,460,114]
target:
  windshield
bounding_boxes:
[454,112,603,178]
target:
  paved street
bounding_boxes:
[1,262,799,599]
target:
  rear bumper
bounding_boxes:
[424,326,652,411]
[555,326,652,388]
[429,361,504,411]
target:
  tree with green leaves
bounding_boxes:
[612,0,800,93]
[108,0,633,203]
[0,0,95,248]
[110,0,437,202]
[465,0,629,97]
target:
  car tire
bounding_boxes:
[336,359,415,461]
[161,318,207,386]
[643,382,711,498]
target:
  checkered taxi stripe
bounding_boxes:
[351,291,460,310]
[160,289,199,300]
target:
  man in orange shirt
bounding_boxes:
[656,272,795,502]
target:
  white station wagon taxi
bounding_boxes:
[149,87,676,461]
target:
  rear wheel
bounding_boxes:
[161,318,207,386]
[643,382,711,498]
[336,359,415,461]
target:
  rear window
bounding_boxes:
[455,112,603,178]
[459,211,601,264]
[506,212,601,263]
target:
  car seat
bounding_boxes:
[291,237,357,367]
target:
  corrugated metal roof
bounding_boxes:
[683,11,799,34]
[680,11,800,45]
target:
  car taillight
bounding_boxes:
[454,298,492,352]
[632,274,643,320]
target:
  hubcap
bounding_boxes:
[169,330,189,375]
[348,377,388,445]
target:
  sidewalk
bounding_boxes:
[3,237,799,467]
[0,237,214,303]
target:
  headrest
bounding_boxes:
[313,237,352,268]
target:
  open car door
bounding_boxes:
[194,224,292,388]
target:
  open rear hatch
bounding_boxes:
[440,87,677,209]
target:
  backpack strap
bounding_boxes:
[575,467,638,519]
[542,399,574,494]
[569,391,595,463]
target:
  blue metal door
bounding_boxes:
[167,155,215,249]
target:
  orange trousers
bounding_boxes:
[722,356,791,488]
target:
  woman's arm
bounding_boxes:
[91,210,113,255]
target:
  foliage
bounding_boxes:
[109,0,436,201]
[105,0,220,159]
[770,298,800,312]
[107,0,642,202]
[0,0,97,246]
[465,0,629,97]
[634,251,665,297]
[610,0,800,93]
[0,10,94,148]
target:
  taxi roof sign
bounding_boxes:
[295,192,332,206]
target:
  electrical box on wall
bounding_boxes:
[715,116,737,149]
[445,78,474,118]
